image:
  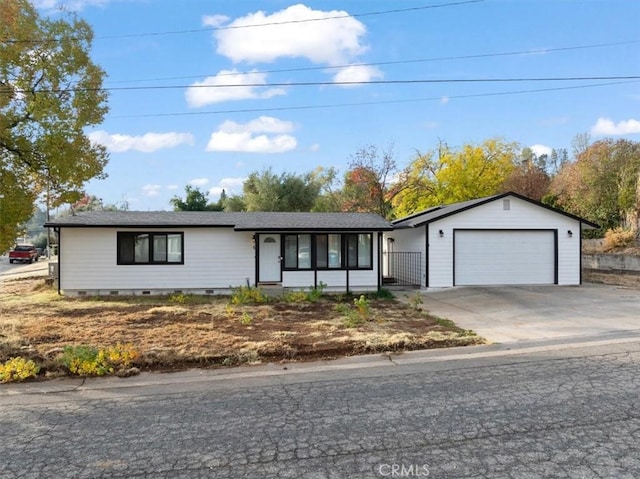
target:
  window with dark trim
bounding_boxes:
[284,233,373,271]
[315,233,342,269]
[283,234,312,269]
[346,233,372,269]
[117,232,184,265]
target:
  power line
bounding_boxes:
[97,0,485,39]
[104,40,640,86]
[5,76,639,94]
[4,0,484,44]
[109,80,639,119]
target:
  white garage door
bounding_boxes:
[454,230,555,286]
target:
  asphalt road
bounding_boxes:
[0,255,51,281]
[1,339,639,478]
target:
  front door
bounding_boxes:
[259,235,281,283]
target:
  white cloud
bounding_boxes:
[142,185,162,197]
[440,96,450,105]
[220,177,246,189]
[332,65,383,86]
[189,178,210,187]
[423,121,439,129]
[591,117,640,136]
[185,69,286,107]
[202,14,229,27]
[207,132,296,153]
[214,4,367,65]
[167,185,179,190]
[529,144,553,158]
[209,177,247,198]
[310,143,320,152]
[89,130,194,153]
[206,116,297,153]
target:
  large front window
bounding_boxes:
[117,232,183,265]
[283,233,372,270]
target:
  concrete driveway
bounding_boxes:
[408,284,640,343]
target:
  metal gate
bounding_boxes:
[383,252,421,288]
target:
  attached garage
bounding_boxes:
[454,229,556,286]
[384,192,598,288]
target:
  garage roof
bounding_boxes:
[392,192,600,229]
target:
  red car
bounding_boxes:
[9,245,39,264]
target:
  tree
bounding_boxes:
[170,185,227,211]
[242,168,323,212]
[550,138,640,234]
[171,185,210,211]
[500,147,551,201]
[0,0,109,251]
[392,139,518,216]
[340,144,400,218]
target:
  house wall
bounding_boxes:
[282,237,380,292]
[59,227,255,295]
[427,197,581,287]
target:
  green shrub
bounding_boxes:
[0,357,40,383]
[332,295,373,328]
[230,286,268,305]
[282,290,308,303]
[169,292,190,304]
[306,281,326,302]
[61,344,140,376]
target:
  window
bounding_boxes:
[316,234,342,269]
[117,232,183,265]
[346,233,372,269]
[284,234,311,269]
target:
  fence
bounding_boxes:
[383,252,422,288]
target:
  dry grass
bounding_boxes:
[0,278,484,378]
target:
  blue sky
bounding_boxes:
[38,0,640,211]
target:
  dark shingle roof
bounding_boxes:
[45,211,393,231]
[392,192,599,229]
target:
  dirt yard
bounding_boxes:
[0,278,483,379]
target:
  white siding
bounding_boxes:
[428,196,581,287]
[282,270,377,291]
[282,270,315,288]
[59,228,382,295]
[59,227,255,294]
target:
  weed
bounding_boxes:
[406,291,424,310]
[333,303,352,316]
[225,304,236,320]
[0,357,40,383]
[353,295,371,319]
[221,350,259,366]
[334,302,365,328]
[374,288,395,300]
[306,281,327,302]
[282,290,308,303]
[230,286,268,305]
[61,344,140,376]
[240,312,253,326]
